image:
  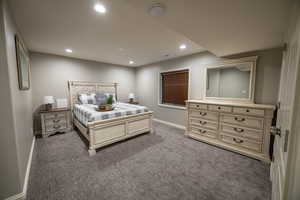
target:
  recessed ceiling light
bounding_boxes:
[129,61,134,64]
[179,44,187,50]
[94,3,106,14]
[65,48,73,53]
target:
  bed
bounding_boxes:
[68,81,153,156]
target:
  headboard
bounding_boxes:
[68,81,118,110]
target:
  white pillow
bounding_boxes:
[78,93,96,104]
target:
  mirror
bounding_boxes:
[204,56,257,103]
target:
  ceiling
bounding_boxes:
[8,0,291,67]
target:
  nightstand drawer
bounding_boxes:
[44,112,66,119]
[45,117,67,126]
[45,123,67,132]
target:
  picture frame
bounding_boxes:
[15,34,30,90]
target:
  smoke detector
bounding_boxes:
[148,3,166,17]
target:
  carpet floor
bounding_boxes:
[27,122,271,200]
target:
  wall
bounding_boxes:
[0,0,21,198]
[136,49,282,127]
[30,52,136,132]
[0,0,34,198]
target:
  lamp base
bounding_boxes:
[129,98,134,103]
[45,104,52,111]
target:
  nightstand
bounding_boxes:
[126,102,139,105]
[40,108,72,137]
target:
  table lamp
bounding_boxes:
[128,93,135,103]
[44,96,55,111]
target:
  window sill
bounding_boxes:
[158,103,187,110]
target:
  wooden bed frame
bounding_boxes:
[68,81,153,156]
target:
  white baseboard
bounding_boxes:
[6,136,35,200]
[153,118,186,130]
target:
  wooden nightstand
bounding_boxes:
[40,108,72,137]
[126,102,139,105]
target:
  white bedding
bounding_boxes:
[74,102,149,126]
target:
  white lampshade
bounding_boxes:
[44,96,55,104]
[128,93,135,99]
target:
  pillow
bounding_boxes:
[78,93,96,104]
[104,93,117,104]
[95,92,107,105]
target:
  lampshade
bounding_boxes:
[44,96,55,104]
[128,93,135,99]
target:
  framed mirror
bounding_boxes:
[204,56,257,103]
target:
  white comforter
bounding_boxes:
[74,102,149,126]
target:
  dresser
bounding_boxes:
[40,108,72,137]
[186,100,275,162]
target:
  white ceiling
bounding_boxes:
[8,0,291,67]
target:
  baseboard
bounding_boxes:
[5,136,35,200]
[153,118,186,130]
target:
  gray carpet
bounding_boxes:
[27,122,271,200]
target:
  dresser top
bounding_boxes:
[40,107,70,113]
[186,100,275,110]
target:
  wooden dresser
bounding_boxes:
[186,100,275,162]
[40,108,72,137]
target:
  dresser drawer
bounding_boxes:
[220,134,262,153]
[220,124,263,141]
[45,123,67,132]
[208,105,232,113]
[44,112,66,119]
[190,118,218,130]
[189,103,208,110]
[233,107,265,116]
[189,109,218,121]
[190,127,217,139]
[45,117,67,126]
[220,114,264,129]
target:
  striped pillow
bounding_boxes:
[78,93,96,104]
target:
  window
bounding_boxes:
[160,69,189,107]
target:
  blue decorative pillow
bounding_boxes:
[95,92,107,105]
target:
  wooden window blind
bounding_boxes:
[161,69,189,106]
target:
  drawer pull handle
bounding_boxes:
[200,121,207,125]
[233,127,244,133]
[53,125,61,129]
[246,109,250,112]
[218,106,221,110]
[53,119,61,123]
[199,129,207,134]
[199,112,207,116]
[196,105,199,107]
[234,117,245,122]
[233,138,244,144]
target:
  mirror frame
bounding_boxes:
[204,56,258,103]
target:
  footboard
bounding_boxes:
[87,112,153,156]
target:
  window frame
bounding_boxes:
[158,67,191,110]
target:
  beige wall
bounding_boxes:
[0,0,33,198]
[30,52,136,131]
[136,49,282,126]
[0,0,21,198]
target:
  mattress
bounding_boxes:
[74,102,149,126]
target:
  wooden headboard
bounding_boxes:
[68,81,118,110]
